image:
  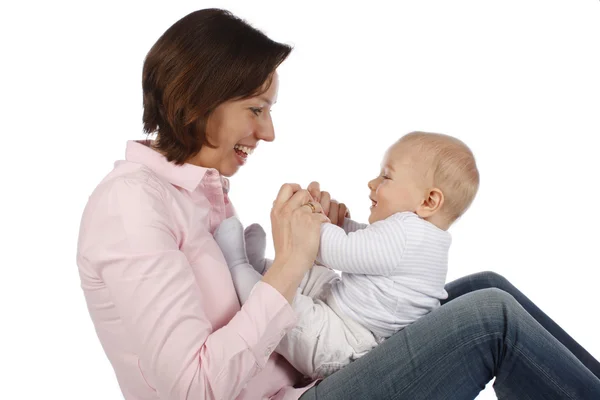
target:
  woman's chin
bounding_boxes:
[219,162,240,177]
[220,168,236,177]
[220,153,247,177]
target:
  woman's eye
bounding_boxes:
[382,175,391,180]
[250,107,262,116]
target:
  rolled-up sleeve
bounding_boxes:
[81,177,297,399]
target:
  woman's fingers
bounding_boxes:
[319,191,331,215]
[298,199,326,216]
[273,183,302,208]
[328,200,339,225]
[308,210,332,235]
[286,188,314,211]
[306,182,336,217]
[307,181,321,203]
[317,211,331,223]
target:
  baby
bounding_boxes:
[214,131,480,379]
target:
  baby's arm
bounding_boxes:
[243,218,370,274]
[317,214,407,276]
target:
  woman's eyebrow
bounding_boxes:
[258,96,274,106]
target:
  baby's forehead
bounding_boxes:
[383,141,432,172]
[386,141,422,161]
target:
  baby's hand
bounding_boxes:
[213,216,249,269]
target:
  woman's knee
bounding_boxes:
[463,288,522,329]
[475,271,512,290]
[480,287,516,306]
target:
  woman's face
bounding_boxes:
[190,73,279,177]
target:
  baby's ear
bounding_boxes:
[418,188,444,217]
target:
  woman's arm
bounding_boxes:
[81,178,297,400]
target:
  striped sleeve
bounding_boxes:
[317,215,408,276]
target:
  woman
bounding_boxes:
[76,8,600,399]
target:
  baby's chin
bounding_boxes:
[369,208,404,223]
[368,211,381,224]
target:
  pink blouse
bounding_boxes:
[77,140,316,399]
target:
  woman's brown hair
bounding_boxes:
[142,9,292,165]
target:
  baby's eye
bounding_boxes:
[250,107,263,116]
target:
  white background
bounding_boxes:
[1,1,599,399]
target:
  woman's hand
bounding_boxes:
[307,181,350,227]
[270,183,330,267]
[263,183,330,303]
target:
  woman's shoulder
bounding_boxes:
[97,162,166,195]
[84,162,172,218]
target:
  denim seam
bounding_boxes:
[504,337,578,400]
[397,332,498,394]
[397,331,577,400]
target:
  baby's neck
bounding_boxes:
[423,214,450,231]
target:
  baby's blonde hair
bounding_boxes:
[399,131,479,225]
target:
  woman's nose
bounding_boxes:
[255,117,275,142]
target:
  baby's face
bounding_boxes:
[368,143,426,224]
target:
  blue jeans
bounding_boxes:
[299,272,600,399]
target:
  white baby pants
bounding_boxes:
[275,264,379,379]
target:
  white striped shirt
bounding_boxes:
[317,211,451,338]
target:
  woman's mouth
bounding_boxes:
[234,144,254,164]
[370,198,377,209]
[234,144,254,158]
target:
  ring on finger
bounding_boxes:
[305,201,317,213]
